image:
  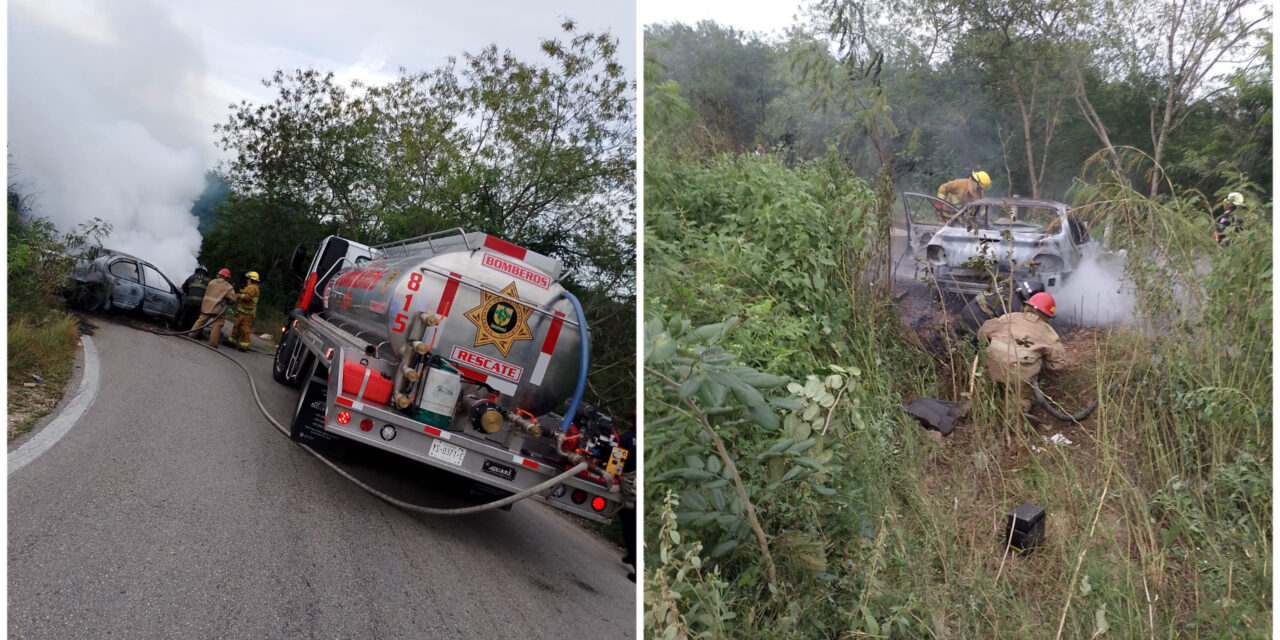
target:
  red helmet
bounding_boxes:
[1027,292,1056,318]
[218,268,231,278]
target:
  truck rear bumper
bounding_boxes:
[324,390,619,523]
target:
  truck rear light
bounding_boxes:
[591,496,607,512]
[337,410,351,425]
[571,489,587,504]
[359,418,373,432]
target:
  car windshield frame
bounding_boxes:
[943,199,1070,236]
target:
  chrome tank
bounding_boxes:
[322,232,585,416]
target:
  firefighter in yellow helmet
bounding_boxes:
[937,170,991,206]
[1211,191,1245,244]
[977,291,1068,413]
[230,271,260,352]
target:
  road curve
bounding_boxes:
[9,318,635,639]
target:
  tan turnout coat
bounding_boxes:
[978,309,1067,385]
[937,177,983,205]
[201,276,239,315]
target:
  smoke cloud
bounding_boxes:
[1052,244,1137,327]
[9,0,210,281]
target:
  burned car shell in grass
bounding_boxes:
[901,193,1093,295]
[67,248,183,323]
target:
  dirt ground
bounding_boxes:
[895,278,1143,564]
[8,382,67,441]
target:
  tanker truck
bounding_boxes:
[272,228,626,522]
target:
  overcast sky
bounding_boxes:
[640,0,806,38]
[7,0,635,279]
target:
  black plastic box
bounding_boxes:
[1005,502,1045,555]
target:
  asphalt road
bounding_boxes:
[9,318,635,639]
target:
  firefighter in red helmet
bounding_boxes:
[977,291,1067,412]
[187,268,239,348]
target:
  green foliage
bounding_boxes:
[645,146,941,637]
[214,22,634,280]
[8,187,111,319]
[644,491,734,639]
[645,5,1273,203]
[645,22,788,154]
[7,313,79,381]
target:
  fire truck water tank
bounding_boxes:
[322,246,586,416]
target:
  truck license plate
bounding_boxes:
[428,440,465,466]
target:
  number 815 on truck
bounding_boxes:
[273,228,627,521]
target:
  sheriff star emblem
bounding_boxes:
[463,282,533,357]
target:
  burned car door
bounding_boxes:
[106,258,144,310]
[900,192,957,255]
[139,263,181,320]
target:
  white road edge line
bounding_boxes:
[9,336,100,477]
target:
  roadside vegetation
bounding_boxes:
[7,187,110,440]
[643,1,1270,637]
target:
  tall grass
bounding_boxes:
[8,314,80,379]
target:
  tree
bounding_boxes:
[1061,0,1270,197]
[645,22,787,153]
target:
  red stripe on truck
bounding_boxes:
[436,272,462,316]
[295,272,318,310]
[541,311,565,355]
[482,235,527,260]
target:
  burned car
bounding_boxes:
[66,248,183,325]
[901,193,1093,295]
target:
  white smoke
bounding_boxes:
[8,0,210,281]
[1052,243,1138,327]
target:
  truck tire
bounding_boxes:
[272,331,306,387]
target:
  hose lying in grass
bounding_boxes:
[1031,380,1122,423]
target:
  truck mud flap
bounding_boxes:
[291,361,347,455]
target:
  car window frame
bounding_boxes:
[140,263,169,292]
[108,258,140,282]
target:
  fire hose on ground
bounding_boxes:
[165,329,591,515]
[1031,379,1122,423]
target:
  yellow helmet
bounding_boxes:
[246,271,260,281]
[972,170,991,189]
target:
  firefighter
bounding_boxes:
[977,291,1068,413]
[959,277,1045,334]
[937,170,991,206]
[188,268,239,348]
[177,265,209,330]
[231,271,260,352]
[1211,191,1245,244]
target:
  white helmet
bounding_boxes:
[1226,192,1244,206]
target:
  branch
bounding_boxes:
[645,365,779,592]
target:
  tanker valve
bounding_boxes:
[421,313,439,326]
[400,366,421,383]
[511,408,543,438]
[391,393,413,410]
[408,340,430,355]
[468,400,505,434]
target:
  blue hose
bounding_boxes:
[559,290,590,432]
